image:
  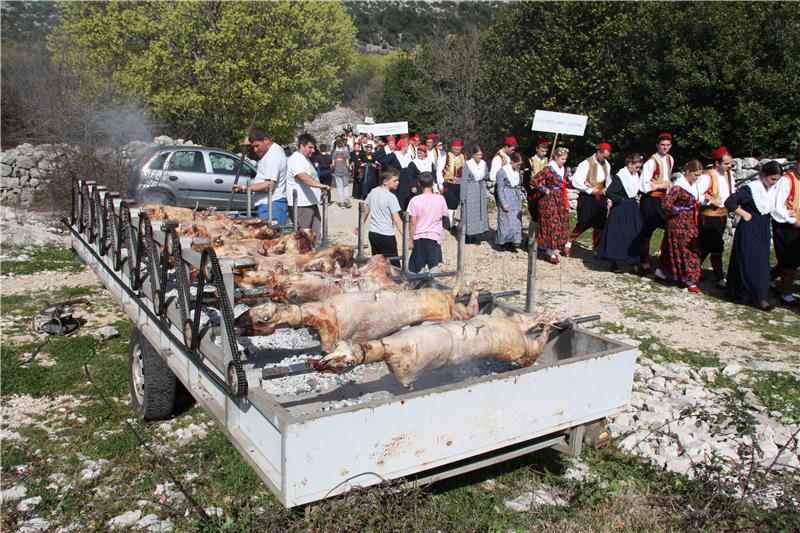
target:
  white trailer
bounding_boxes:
[67,180,637,507]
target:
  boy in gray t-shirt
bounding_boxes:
[364,168,402,263]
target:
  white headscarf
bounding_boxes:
[746,179,776,215]
[413,157,433,173]
[673,176,697,198]
[617,166,640,199]
[466,158,487,182]
[548,160,565,178]
[502,163,520,187]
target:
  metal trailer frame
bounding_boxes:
[67,180,637,508]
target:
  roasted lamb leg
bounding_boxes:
[235,286,478,353]
[196,229,316,256]
[178,217,277,242]
[312,309,554,387]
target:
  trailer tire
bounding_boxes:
[128,328,177,420]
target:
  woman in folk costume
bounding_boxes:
[598,153,644,273]
[638,133,675,273]
[494,152,524,252]
[654,160,703,292]
[440,139,467,228]
[724,161,783,311]
[409,144,435,193]
[532,147,570,263]
[460,145,490,244]
[696,146,735,288]
[385,138,415,210]
[769,151,800,307]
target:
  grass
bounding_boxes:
[749,372,800,421]
[0,244,84,276]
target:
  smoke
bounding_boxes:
[89,101,157,147]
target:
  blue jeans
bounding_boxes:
[256,198,288,227]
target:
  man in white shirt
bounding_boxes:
[286,132,331,239]
[696,146,736,287]
[489,136,517,182]
[638,133,675,272]
[771,149,800,307]
[232,127,288,226]
[565,142,613,255]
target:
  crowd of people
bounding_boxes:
[234,126,799,312]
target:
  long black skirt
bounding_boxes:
[442,182,461,210]
[772,220,800,269]
[576,192,608,231]
[725,213,771,304]
[598,199,643,263]
[698,215,726,254]
[640,193,667,239]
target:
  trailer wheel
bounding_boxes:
[128,328,177,420]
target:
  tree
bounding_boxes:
[478,1,800,161]
[50,1,356,148]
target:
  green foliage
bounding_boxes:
[50,1,356,148]
[341,52,398,111]
[345,0,501,51]
[478,1,800,161]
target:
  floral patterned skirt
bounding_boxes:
[537,191,569,249]
[659,212,701,282]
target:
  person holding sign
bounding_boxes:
[532,147,571,264]
[638,133,675,272]
[565,142,613,256]
[524,139,550,223]
[695,146,735,287]
[441,139,467,228]
[494,152,524,252]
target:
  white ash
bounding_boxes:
[321,391,395,411]
[261,358,370,397]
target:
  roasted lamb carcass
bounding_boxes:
[178,217,277,242]
[263,255,401,304]
[235,285,479,353]
[139,204,198,221]
[235,246,355,289]
[312,309,554,387]
[206,229,316,257]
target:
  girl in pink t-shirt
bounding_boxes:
[407,172,449,273]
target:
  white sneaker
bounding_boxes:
[716,278,727,289]
[654,267,668,281]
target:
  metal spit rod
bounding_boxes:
[292,189,299,233]
[267,187,273,223]
[456,200,465,279]
[321,190,329,247]
[525,221,539,313]
[246,183,252,218]
[401,211,410,273]
[356,201,366,263]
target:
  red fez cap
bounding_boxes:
[711,146,728,159]
[537,138,549,146]
[426,133,437,140]
[417,145,427,152]
[386,136,396,143]
[598,142,612,152]
[413,134,421,141]
[451,139,463,148]
[400,133,409,139]
[504,136,518,146]
[395,139,407,150]
[658,132,673,141]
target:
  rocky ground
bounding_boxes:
[1,203,798,530]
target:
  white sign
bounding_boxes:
[531,110,588,136]
[356,121,408,136]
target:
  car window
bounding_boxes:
[167,151,206,173]
[148,152,170,170]
[209,152,244,175]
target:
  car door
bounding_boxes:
[208,151,257,210]
[164,150,212,207]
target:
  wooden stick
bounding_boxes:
[549,133,559,160]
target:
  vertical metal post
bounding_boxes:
[267,187,273,223]
[457,200,466,277]
[246,183,252,218]
[525,221,539,313]
[321,190,329,247]
[292,189,299,232]
[356,201,366,262]
[401,211,410,274]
